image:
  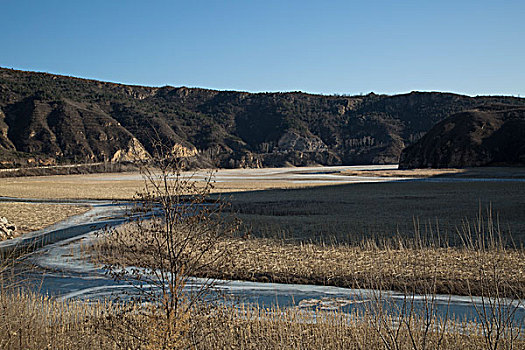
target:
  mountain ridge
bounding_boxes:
[1,67,524,168]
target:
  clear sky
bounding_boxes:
[1,0,524,96]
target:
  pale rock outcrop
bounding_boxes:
[277,131,328,153]
[0,216,17,240]
[171,143,198,158]
[111,138,150,162]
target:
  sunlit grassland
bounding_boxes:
[0,202,89,237]
[0,171,335,200]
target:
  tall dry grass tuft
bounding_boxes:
[0,289,128,349]
[356,207,525,350]
[460,209,525,350]
[187,303,523,349]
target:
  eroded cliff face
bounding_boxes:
[0,108,15,150]
[399,106,525,169]
[277,131,328,153]
[0,97,143,166]
[1,67,525,168]
[171,143,198,158]
[111,138,150,162]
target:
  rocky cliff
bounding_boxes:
[1,67,524,168]
[399,106,525,169]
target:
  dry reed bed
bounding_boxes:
[1,289,519,349]
[0,202,89,236]
[230,181,525,244]
[213,239,525,297]
[93,223,525,298]
[0,290,120,349]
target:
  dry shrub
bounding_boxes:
[96,143,239,349]
[145,302,191,349]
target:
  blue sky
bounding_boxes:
[1,0,524,96]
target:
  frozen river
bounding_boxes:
[0,196,522,325]
[74,164,525,185]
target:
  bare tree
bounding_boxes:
[98,141,238,348]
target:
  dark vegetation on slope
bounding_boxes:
[399,105,525,169]
[1,67,524,168]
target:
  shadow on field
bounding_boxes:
[226,178,525,245]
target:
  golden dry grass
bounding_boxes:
[92,221,525,298]
[0,202,89,236]
[0,174,144,200]
[216,238,525,297]
[0,290,139,349]
[1,289,519,350]
[194,304,512,350]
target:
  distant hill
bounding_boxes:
[399,105,525,169]
[1,67,524,168]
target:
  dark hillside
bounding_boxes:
[1,67,524,168]
[399,106,525,168]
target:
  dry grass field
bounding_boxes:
[215,238,525,298]
[2,166,525,349]
[3,168,524,244]
[0,172,333,200]
[229,180,525,245]
[2,289,517,350]
[0,202,89,236]
[84,207,525,348]
[0,174,144,200]
[93,222,525,298]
